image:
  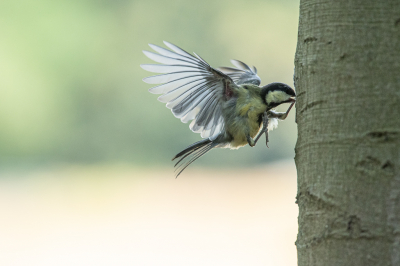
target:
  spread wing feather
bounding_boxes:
[141,41,238,140]
[218,59,261,86]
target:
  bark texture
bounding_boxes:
[294,1,400,265]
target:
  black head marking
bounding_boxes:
[261,82,295,96]
[260,82,296,106]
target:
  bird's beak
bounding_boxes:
[282,97,296,104]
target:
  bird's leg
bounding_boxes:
[252,111,269,147]
[246,102,295,148]
[247,114,267,147]
[246,111,269,148]
[267,102,295,120]
[264,113,270,147]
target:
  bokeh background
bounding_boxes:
[0,0,299,265]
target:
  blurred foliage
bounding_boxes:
[0,0,299,168]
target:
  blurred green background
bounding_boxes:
[0,0,299,169]
[0,1,300,265]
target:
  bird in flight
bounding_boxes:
[141,41,296,176]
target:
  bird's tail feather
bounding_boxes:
[172,139,215,177]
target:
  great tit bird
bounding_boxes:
[141,41,296,176]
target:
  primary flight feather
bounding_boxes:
[141,41,296,176]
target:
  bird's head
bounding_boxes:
[261,83,296,108]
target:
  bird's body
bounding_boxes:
[141,41,296,176]
[223,84,266,148]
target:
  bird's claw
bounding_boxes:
[249,138,255,147]
[247,135,256,147]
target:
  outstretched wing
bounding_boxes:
[141,41,238,140]
[218,59,261,86]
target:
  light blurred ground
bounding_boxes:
[0,161,298,266]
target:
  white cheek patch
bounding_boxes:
[266,91,290,104]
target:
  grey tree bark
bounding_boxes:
[294,1,400,265]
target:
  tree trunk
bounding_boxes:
[294,1,400,265]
